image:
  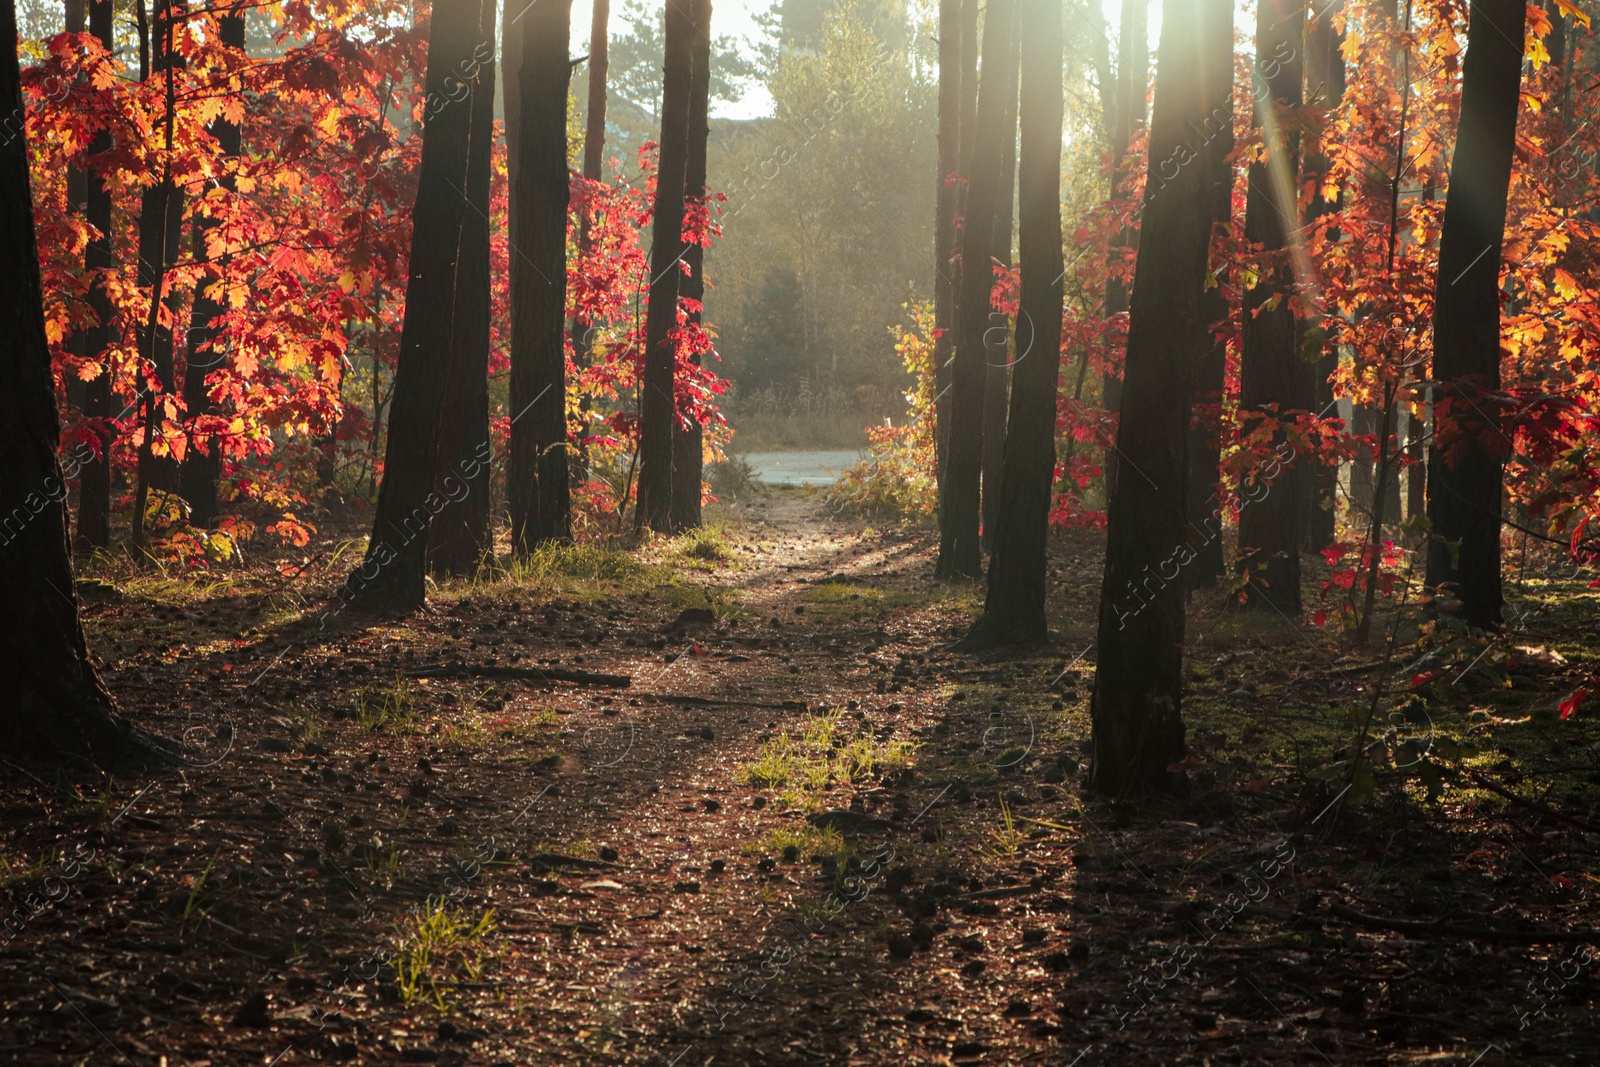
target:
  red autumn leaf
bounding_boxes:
[1558,688,1587,720]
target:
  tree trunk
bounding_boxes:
[569,0,609,486]
[430,0,497,575]
[938,0,980,490]
[1181,32,1235,592]
[130,0,186,548]
[178,5,244,529]
[1089,0,1231,798]
[933,0,962,494]
[670,0,713,531]
[1100,0,1148,494]
[1426,0,1524,629]
[509,0,575,550]
[954,0,1063,650]
[1302,1,1344,554]
[936,0,1016,579]
[1236,0,1305,612]
[637,0,696,534]
[345,0,481,612]
[980,16,1020,551]
[76,0,115,549]
[0,0,131,758]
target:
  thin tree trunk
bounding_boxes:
[0,0,131,758]
[637,0,696,534]
[670,0,712,531]
[430,0,497,574]
[570,0,609,486]
[1181,30,1235,592]
[938,0,980,490]
[980,15,1020,551]
[1100,0,1148,495]
[64,0,86,416]
[346,0,481,611]
[76,0,115,549]
[1302,1,1344,554]
[509,0,575,549]
[130,0,185,549]
[178,4,244,529]
[955,0,1063,650]
[1089,0,1231,797]
[936,0,1016,579]
[1426,0,1525,629]
[1236,0,1305,612]
[933,0,962,494]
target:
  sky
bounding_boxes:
[567,0,780,120]
[562,0,1153,123]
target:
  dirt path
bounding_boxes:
[2,495,1596,1065]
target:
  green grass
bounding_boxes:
[742,708,915,809]
[391,902,498,1008]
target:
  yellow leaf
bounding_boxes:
[1554,268,1579,300]
[1554,0,1590,27]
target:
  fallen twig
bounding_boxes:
[408,665,633,688]
[1329,901,1600,944]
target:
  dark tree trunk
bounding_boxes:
[936,0,1016,579]
[76,0,115,549]
[955,0,1063,650]
[1100,0,1147,493]
[933,0,962,494]
[938,0,980,489]
[670,0,713,531]
[429,0,497,575]
[1302,1,1344,554]
[1181,35,1235,592]
[569,0,609,485]
[0,0,131,758]
[980,17,1020,551]
[130,0,186,547]
[1426,0,1524,629]
[1236,0,1305,612]
[637,0,696,534]
[1350,399,1376,518]
[1089,0,1231,798]
[346,0,481,611]
[178,4,244,529]
[508,0,574,550]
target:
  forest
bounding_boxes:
[3,0,1600,1060]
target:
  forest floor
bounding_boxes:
[4,486,1600,1065]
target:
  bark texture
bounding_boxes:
[1089,0,1231,797]
[1426,0,1525,628]
[955,0,1063,649]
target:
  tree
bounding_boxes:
[670,0,713,531]
[178,1,245,529]
[345,0,484,611]
[430,0,497,574]
[509,0,575,549]
[570,0,610,485]
[932,0,961,492]
[1099,0,1148,495]
[1426,0,1526,629]
[1089,0,1231,797]
[1235,0,1305,613]
[1181,18,1235,592]
[936,0,1016,579]
[637,0,696,534]
[954,0,1063,650]
[129,0,187,550]
[980,19,1020,550]
[75,0,114,549]
[0,0,130,757]
[937,0,979,488]
[1301,0,1344,555]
